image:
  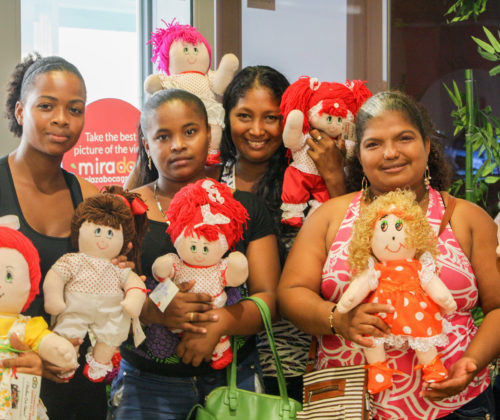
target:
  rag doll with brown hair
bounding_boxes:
[337,190,457,394]
[43,187,149,382]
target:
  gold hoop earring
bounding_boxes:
[148,155,152,171]
[361,176,369,200]
[424,165,431,188]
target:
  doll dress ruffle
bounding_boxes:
[368,258,450,352]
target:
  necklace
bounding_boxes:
[153,181,167,219]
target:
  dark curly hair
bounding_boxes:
[219,65,295,264]
[345,90,452,192]
[5,53,86,138]
[135,88,208,187]
[71,186,148,274]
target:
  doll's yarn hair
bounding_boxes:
[71,187,148,273]
[0,227,41,312]
[166,178,249,251]
[149,19,212,75]
[348,189,438,273]
[280,76,371,134]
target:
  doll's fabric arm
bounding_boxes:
[224,251,248,288]
[121,271,148,319]
[337,259,379,313]
[419,252,457,314]
[43,268,67,315]
[283,110,306,152]
[37,332,78,370]
[144,74,164,95]
[152,253,177,282]
[210,53,239,95]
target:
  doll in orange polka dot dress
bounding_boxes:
[152,179,250,370]
[337,189,457,394]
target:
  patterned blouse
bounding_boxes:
[318,187,489,420]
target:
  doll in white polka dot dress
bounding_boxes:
[152,179,250,370]
[337,190,457,394]
[43,188,149,382]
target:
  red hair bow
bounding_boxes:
[115,195,148,215]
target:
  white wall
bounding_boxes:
[241,0,347,84]
[0,0,21,156]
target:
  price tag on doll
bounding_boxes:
[9,373,41,420]
[149,278,179,312]
[132,318,146,347]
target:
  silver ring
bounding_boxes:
[315,135,322,143]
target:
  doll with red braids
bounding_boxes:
[0,215,77,418]
[144,19,239,165]
[43,187,149,383]
[280,76,371,227]
[152,179,249,369]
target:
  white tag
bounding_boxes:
[149,278,179,312]
[132,317,146,347]
[9,373,42,420]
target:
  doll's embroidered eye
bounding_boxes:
[203,246,209,254]
[106,229,114,239]
[380,220,388,232]
[337,117,342,123]
[190,245,196,252]
[193,47,198,54]
[183,47,189,54]
[395,219,403,231]
[5,269,13,283]
[94,227,102,237]
[327,116,333,123]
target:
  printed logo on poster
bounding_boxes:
[62,98,140,189]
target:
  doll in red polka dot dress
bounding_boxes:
[43,187,149,382]
[152,179,249,369]
[337,189,457,394]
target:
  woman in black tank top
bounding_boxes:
[2,54,107,420]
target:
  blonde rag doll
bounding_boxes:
[144,19,239,165]
[152,178,249,370]
[336,190,457,394]
[43,187,149,382]
[0,215,77,419]
[279,76,371,227]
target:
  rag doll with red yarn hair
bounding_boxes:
[337,190,457,394]
[144,19,239,165]
[43,187,149,383]
[152,179,249,369]
[280,76,371,227]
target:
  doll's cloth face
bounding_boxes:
[0,248,31,314]
[371,213,416,262]
[78,221,124,260]
[169,40,210,75]
[176,233,225,267]
[309,109,344,138]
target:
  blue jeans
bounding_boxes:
[438,387,495,419]
[110,351,262,420]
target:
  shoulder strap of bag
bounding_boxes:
[235,297,293,411]
[439,191,457,237]
[305,336,318,374]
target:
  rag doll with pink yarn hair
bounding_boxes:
[144,20,239,165]
[152,179,249,370]
[279,76,372,227]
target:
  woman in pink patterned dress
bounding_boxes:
[278,91,500,419]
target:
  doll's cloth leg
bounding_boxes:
[91,294,131,348]
[210,335,233,370]
[364,344,403,394]
[50,291,94,340]
[281,166,312,226]
[414,351,448,383]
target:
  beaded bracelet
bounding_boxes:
[328,304,337,335]
[124,287,150,296]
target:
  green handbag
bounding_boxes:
[187,296,302,420]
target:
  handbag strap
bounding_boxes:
[439,191,456,237]
[230,297,293,414]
